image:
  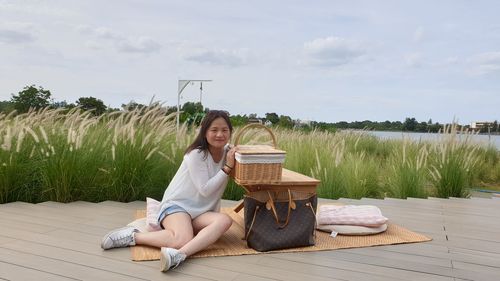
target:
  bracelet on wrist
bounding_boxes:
[224,164,234,170]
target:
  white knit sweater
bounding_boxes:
[157,148,229,219]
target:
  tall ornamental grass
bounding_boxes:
[338,152,379,199]
[276,126,492,199]
[1,108,498,203]
[0,111,41,202]
[429,123,481,198]
[0,106,189,203]
[310,139,346,199]
[384,140,429,198]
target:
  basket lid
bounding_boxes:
[236,145,286,155]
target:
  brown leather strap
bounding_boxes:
[306,201,317,238]
[233,201,244,213]
[266,191,279,225]
[245,205,260,240]
[266,189,293,229]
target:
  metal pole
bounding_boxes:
[176,79,212,131]
[177,84,181,131]
[200,82,203,104]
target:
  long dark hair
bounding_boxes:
[185,110,233,157]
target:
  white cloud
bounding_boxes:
[117,37,161,53]
[444,56,459,64]
[0,21,36,44]
[94,27,122,40]
[468,51,500,75]
[183,48,249,67]
[1,1,499,125]
[0,29,34,43]
[302,36,366,67]
[75,24,93,34]
[404,52,423,67]
[413,26,424,42]
[74,25,161,54]
[85,40,103,50]
[0,1,74,17]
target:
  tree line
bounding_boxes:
[1,85,498,134]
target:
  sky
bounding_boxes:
[1,0,499,125]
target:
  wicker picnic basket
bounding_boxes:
[232,123,286,185]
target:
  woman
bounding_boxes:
[101,110,238,272]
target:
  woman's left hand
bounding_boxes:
[225,146,238,168]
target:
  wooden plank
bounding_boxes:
[187,255,341,281]
[0,236,15,245]
[311,249,500,281]
[336,199,442,211]
[432,197,500,208]
[0,261,76,281]
[275,251,454,281]
[341,247,452,267]
[232,273,277,281]
[0,205,245,281]
[376,241,500,270]
[450,262,500,280]
[0,247,143,281]
[382,199,500,218]
[2,238,286,280]
[0,209,129,237]
[1,201,135,225]
[444,228,500,243]
[450,247,500,259]
[0,212,119,237]
[44,228,102,245]
[376,242,449,255]
[312,250,464,279]
[255,255,402,281]
[445,236,500,254]
[450,251,500,269]
[0,227,103,255]
[2,241,215,281]
[0,203,90,223]
[0,219,56,235]
[2,197,500,280]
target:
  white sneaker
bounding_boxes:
[101,226,138,250]
[160,247,186,272]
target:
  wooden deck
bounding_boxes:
[1,197,499,281]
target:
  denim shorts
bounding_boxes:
[158,204,188,229]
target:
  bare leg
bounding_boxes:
[178,212,232,256]
[134,212,194,248]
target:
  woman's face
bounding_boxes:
[205,117,231,149]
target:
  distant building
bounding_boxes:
[295,119,312,126]
[471,121,493,129]
[247,118,263,124]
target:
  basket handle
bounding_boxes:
[233,123,277,148]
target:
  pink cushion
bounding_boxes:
[317,204,388,227]
[146,197,162,232]
[316,223,387,235]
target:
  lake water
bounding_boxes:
[366,131,500,150]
